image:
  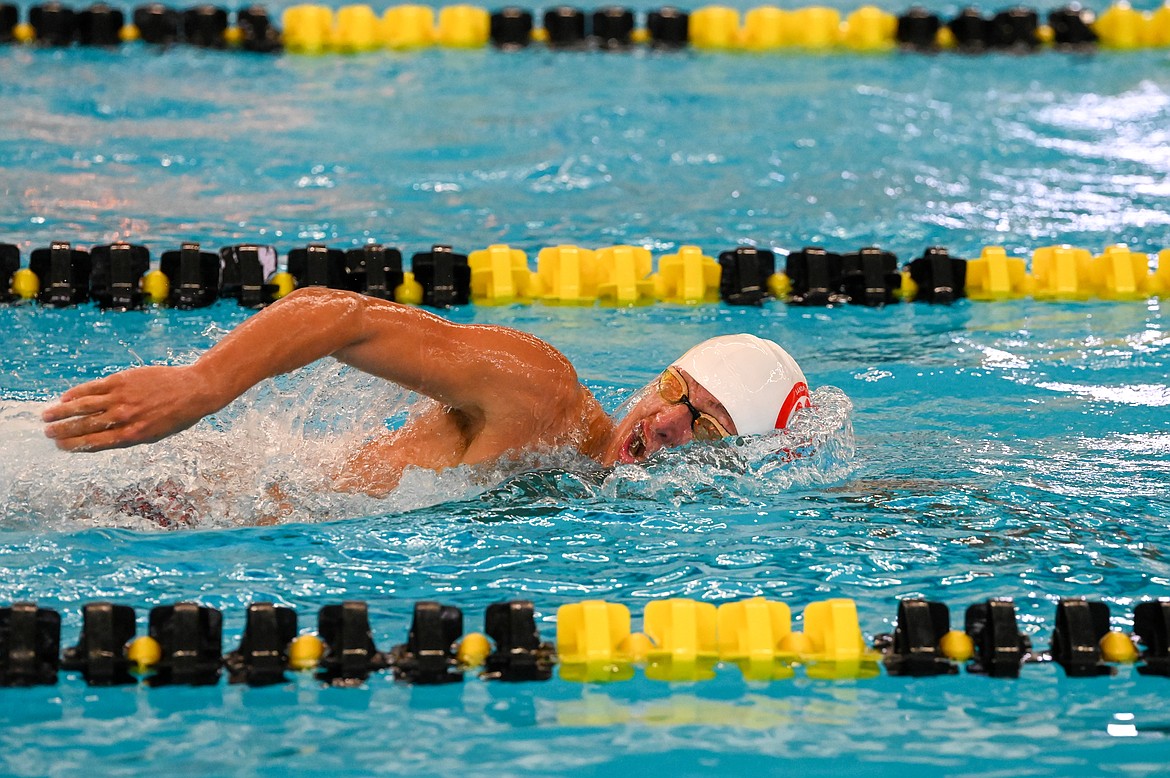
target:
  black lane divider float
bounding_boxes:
[3,239,1168,309]
[1,3,1168,53]
[1,596,1168,688]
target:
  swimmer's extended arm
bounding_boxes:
[43,287,582,452]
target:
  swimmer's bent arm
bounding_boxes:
[43,287,581,452]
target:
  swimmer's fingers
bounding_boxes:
[46,412,170,452]
[59,373,118,399]
[50,427,144,453]
[44,408,130,445]
[42,373,124,421]
[41,393,111,423]
[49,373,123,406]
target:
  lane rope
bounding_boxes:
[2,595,1166,687]
[3,238,1167,309]
[2,3,1168,54]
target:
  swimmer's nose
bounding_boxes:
[648,403,694,449]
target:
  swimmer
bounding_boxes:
[41,288,810,497]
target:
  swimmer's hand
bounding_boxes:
[42,366,218,452]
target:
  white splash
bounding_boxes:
[0,360,488,531]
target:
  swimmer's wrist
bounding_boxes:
[184,363,239,416]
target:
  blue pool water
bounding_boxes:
[2,2,1170,775]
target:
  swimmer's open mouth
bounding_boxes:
[624,422,647,463]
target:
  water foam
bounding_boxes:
[0,358,479,531]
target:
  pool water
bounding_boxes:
[2,2,1170,774]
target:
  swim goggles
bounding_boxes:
[657,366,733,441]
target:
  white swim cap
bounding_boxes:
[671,334,811,435]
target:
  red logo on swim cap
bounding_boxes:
[775,382,811,429]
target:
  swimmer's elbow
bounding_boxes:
[277,287,370,342]
[279,286,366,314]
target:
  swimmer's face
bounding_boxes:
[602,367,737,466]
